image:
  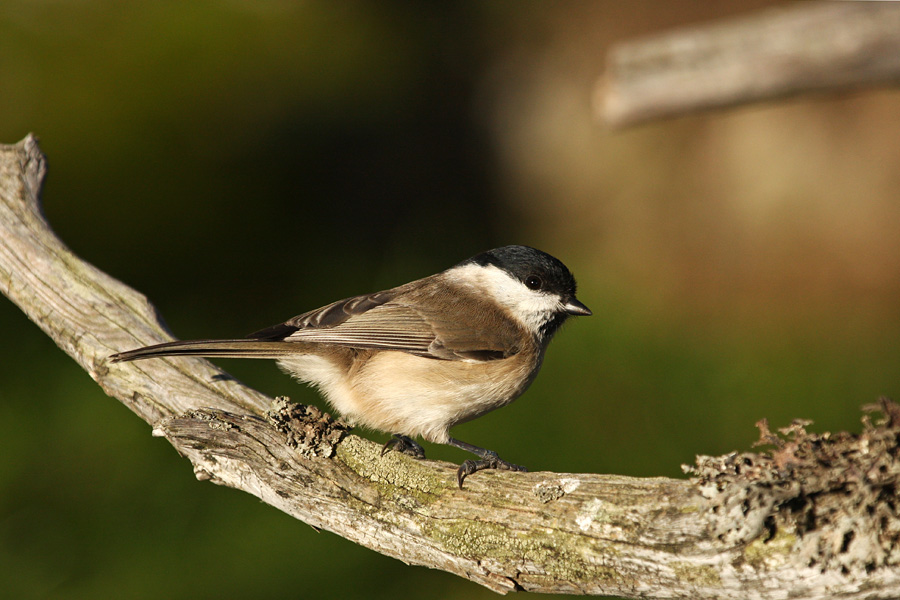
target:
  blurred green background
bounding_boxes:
[3,1,900,598]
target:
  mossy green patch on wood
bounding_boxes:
[423,517,626,587]
[743,527,798,570]
[671,561,722,587]
[336,435,451,501]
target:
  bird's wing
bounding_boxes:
[248,287,521,361]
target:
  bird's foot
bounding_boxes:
[381,434,426,459]
[454,448,527,488]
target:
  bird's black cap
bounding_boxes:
[463,245,587,313]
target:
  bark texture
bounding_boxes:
[3,135,900,597]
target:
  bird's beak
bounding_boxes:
[563,298,592,316]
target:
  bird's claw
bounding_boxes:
[456,455,527,488]
[381,434,426,459]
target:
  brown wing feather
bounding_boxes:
[248,290,397,340]
[248,278,522,361]
[284,303,438,355]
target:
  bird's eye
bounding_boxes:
[524,275,543,290]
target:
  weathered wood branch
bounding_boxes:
[3,135,900,597]
[597,3,900,127]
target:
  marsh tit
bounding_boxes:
[110,245,591,487]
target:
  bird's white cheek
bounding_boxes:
[511,294,563,333]
[448,263,560,334]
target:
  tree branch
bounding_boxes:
[3,135,900,597]
[596,3,900,128]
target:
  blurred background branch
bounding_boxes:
[594,2,900,127]
[598,3,900,127]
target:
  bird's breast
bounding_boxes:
[277,346,543,444]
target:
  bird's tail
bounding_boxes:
[109,339,306,363]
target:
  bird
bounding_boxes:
[109,245,591,487]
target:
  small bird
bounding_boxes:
[110,245,591,487]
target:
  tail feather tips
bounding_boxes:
[109,340,299,362]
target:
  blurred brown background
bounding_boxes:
[2,1,899,598]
